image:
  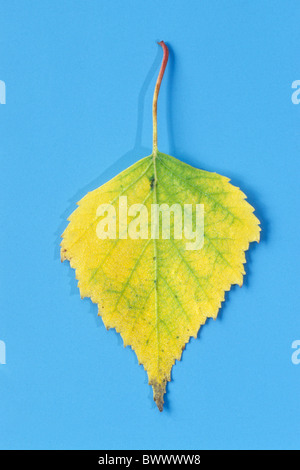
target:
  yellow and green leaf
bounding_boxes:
[61,42,260,410]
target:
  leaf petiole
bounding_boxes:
[152,41,169,156]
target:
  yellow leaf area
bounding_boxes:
[61,152,260,411]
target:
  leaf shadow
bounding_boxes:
[166,43,176,157]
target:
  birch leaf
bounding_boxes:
[61,42,260,411]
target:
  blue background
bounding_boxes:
[0,0,299,450]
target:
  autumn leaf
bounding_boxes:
[61,42,260,411]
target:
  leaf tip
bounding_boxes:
[151,379,167,412]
